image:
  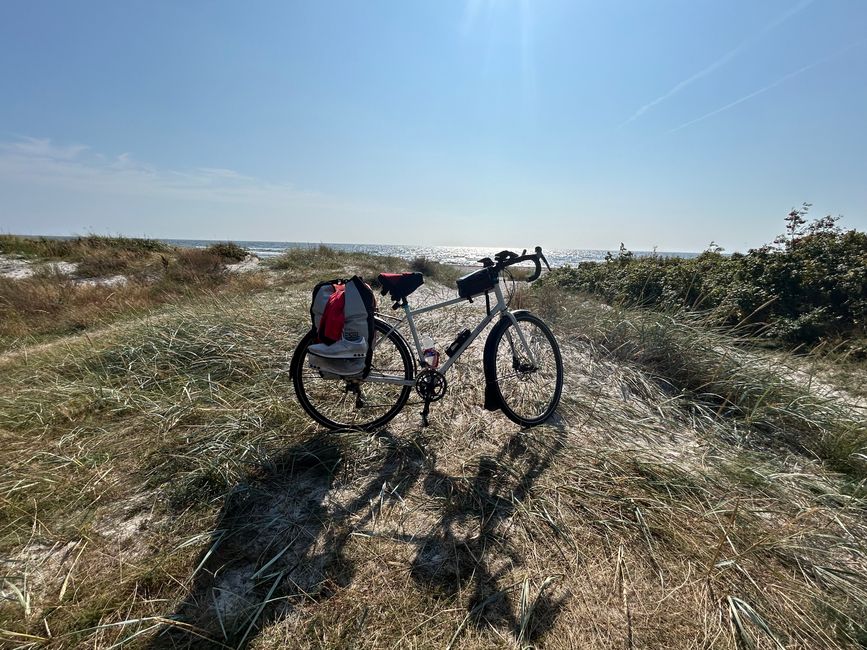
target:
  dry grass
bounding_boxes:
[0,238,266,351]
[0,254,865,649]
[0,271,268,351]
[268,245,410,286]
[270,245,464,290]
[804,342,867,402]
[525,286,867,479]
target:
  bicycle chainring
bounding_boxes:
[415,369,448,402]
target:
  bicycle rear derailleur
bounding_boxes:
[415,369,447,427]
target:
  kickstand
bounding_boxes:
[421,398,431,427]
[349,384,365,409]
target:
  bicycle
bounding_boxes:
[290,246,563,430]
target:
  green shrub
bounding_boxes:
[0,234,169,259]
[204,241,248,263]
[409,256,436,276]
[538,209,867,349]
[409,256,461,284]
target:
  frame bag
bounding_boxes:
[308,276,376,378]
[456,267,496,299]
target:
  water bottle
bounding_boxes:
[420,334,440,369]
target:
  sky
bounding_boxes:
[1,0,866,252]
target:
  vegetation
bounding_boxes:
[268,247,462,288]
[205,241,250,263]
[1,242,865,649]
[409,255,463,284]
[0,234,170,259]
[0,240,457,350]
[530,286,867,478]
[269,244,408,283]
[0,236,264,349]
[539,207,867,349]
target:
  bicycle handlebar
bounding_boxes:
[479,246,551,282]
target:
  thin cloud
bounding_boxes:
[1,136,89,160]
[667,44,857,134]
[0,136,326,205]
[0,136,440,238]
[622,0,815,125]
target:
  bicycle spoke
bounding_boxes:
[292,320,414,429]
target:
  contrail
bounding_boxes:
[622,0,815,125]
[667,43,859,134]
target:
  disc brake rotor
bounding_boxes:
[512,356,537,380]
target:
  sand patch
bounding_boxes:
[0,255,79,279]
[227,254,261,273]
[2,540,84,617]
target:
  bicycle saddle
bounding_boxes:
[377,272,424,301]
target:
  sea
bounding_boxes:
[163,239,700,268]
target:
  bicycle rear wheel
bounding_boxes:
[291,318,414,430]
[484,311,563,426]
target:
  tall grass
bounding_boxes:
[269,245,464,288]
[0,259,265,350]
[530,286,867,478]
[0,237,264,349]
[1,250,865,648]
[409,255,462,284]
[0,234,170,259]
[269,245,409,286]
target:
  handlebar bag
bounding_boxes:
[456,267,496,299]
[309,276,376,378]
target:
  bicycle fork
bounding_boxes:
[503,311,538,369]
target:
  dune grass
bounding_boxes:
[0,249,865,649]
[268,245,408,283]
[525,286,867,479]
[409,256,463,285]
[0,237,261,351]
[268,245,463,288]
[0,234,171,259]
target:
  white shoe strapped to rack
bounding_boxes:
[308,335,368,379]
[308,335,367,359]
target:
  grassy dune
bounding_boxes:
[0,236,262,350]
[1,245,865,649]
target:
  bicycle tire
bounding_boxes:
[291,318,414,430]
[483,311,563,426]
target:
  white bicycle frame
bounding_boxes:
[366,280,537,386]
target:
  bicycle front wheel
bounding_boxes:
[485,311,563,427]
[291,318,414,430]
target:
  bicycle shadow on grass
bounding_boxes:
[150,429,429,649]
[149,419,568,648]
[408,424,569,645]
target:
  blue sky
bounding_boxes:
[1,0,865,251]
